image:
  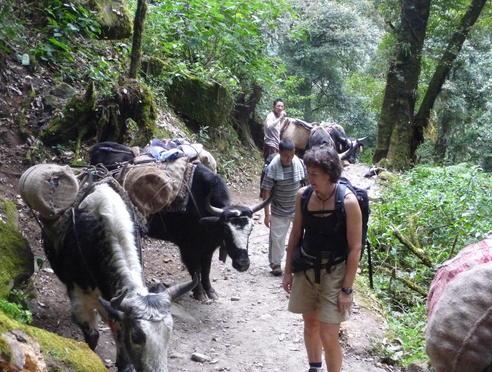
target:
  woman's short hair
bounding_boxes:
[303,145,342,182]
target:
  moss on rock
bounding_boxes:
[0,201,33,298]
[40,82,97,146]
[141,55,169,77]
[89,0,132,39]
[96,78,157,146]
[167,77,234,132]
[0,311,106,371]
[40,79,157,148]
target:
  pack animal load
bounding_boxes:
[19,164,79,219]
[279,119,365,162]
[426,234,492,372]
[280,118,313,152]
[90,139,217,173]
[118,157,189,216]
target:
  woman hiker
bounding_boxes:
[282,145,362,372]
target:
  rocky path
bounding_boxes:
[28,163,400,372]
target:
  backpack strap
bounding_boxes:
[335,181,347,231]
[300,185,313,215]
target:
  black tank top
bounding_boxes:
[301,186,347,259]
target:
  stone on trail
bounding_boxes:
[191,352,212,363]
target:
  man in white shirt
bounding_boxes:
[263,99,286,162]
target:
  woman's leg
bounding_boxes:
[319,322,342,372]
[303,311,322,364]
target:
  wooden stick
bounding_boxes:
[393,226,433,268]
[380,265,427,297]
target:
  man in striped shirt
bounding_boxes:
[261,139,306,276]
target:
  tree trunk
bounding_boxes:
[233,85,263,149]
[129,0,148,79]
[373,0,431,167]
[411,0,488,157]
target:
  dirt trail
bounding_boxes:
[27,163,400,372]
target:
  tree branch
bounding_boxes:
[412,0,488,154]
[392,226,433,268]
[380,265,427,297]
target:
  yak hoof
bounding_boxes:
[84,329,100,350]
[192,285,208,301]
[193,291,208,301]
[205,287,218,300]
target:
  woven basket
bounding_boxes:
[121,157,188,215]
[19,164,79,219]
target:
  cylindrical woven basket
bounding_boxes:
[121,157,188,216]
[19,164,79,219]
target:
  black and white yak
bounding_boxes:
[147,163,270,301]
[39,178,197,372]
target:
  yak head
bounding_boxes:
[200,197,271,272]
[339,137,366,164]
[99,275,198,372]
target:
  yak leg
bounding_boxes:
[69,286,100,350]
[201,251,218,300]
[181,251,207,301]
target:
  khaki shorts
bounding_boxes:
[288,262,347,324]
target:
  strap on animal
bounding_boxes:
[184,179,202,218]
[27,206,49,237]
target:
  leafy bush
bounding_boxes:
[369,164,492,365]
[136,0,289,94]
[0,297,32,324]
[0,2,26,56]
[34,0,100,62]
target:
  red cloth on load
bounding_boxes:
[427,234,492,318]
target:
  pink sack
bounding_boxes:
[427,234,492,318]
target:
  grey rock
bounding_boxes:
[406,362,429,372]
[191,352,212,363]
[50,82,76,99]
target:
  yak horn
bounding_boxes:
[205,194,224,216]
[110,288,128,309]
[167,273,200,301]
[250,194,273,213]
[338,148,351,160]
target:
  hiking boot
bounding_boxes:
[270,265,283,276]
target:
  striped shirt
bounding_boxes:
[261,165,302,217]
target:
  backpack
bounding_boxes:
[334,177,373,288]
[89,142,136,170]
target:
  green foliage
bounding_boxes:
[0,298,32,324]
[0,200,33,299]
[263,0,385,140]
[0,3,26,56]
[34,0,101,62]
[135,0,289,94]
[369,164,492,364]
